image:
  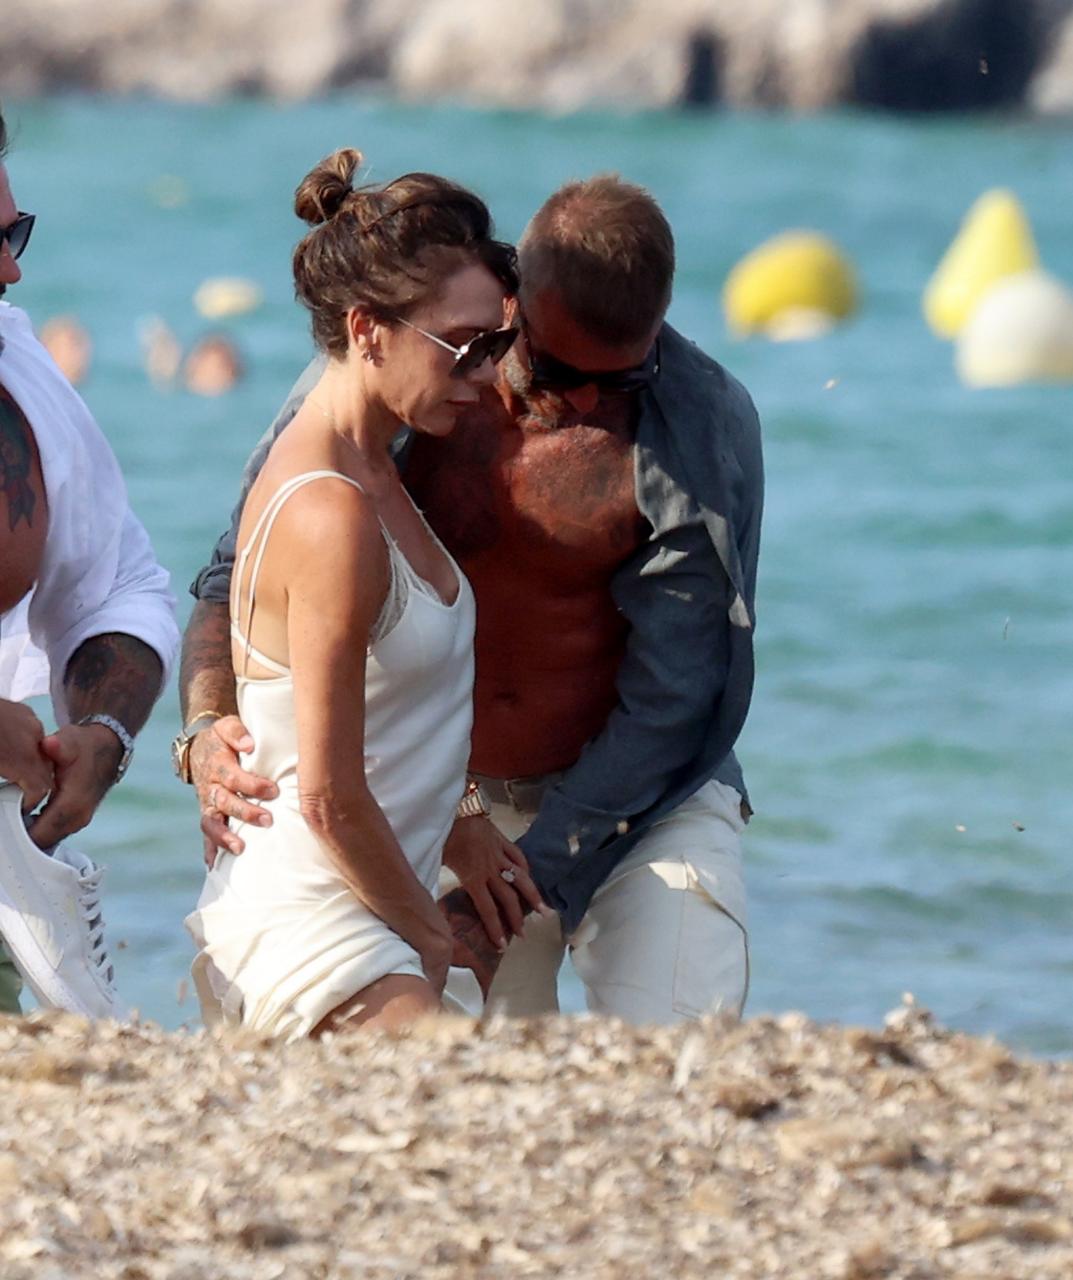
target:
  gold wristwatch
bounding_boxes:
[170,711,225,784]
[456,778,491,819]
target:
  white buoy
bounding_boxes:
[956,269,1073,388]
[924,189,1039,339]
[194,277,263,319]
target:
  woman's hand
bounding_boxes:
[441,816,548,952]
[189,715,278,864]
[419,916,454,996]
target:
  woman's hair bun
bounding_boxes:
[294,148,364,226]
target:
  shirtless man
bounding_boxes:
[0,108,179,1016]
[180,175,762,1023]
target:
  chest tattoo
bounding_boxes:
[407,393,644,564]
[407,412,503,558]
[0,390,37,532]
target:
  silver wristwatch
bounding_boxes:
[456,779,491,819]
[77,713,135,783]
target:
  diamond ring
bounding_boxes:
[500,867,517,884]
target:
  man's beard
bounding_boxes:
[501,346,530,398]
[501,348,561,427]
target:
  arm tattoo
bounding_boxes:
[439,886,503,994]
[65,633,164,734]
[179,600,237,722]
[0,388,37,531]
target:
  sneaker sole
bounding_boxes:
[0,785,126,1020]
[0,884,102,1016]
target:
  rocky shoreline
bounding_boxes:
[2,999,1071,1278]
[4,0,1073,116]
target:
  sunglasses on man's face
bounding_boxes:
[526,335,660,395]
[398,318,519,379]
[0,213,35,262]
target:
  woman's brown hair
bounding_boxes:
[293,148,518,358]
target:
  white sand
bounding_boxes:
[2,999,1070,1278]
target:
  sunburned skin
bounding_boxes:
[406,381,646,778]
[0,382,47,615]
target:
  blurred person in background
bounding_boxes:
[38,314,92,385]
[182,332,244,397]
[181,172,762,1026]
[138,315,183,390]
[0,105,179,1019]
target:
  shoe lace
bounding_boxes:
[75,864,116,987]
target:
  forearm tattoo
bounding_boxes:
[440,886,503,992]
[0,388,37,531]
[65,633,163,733]
[179,600,237,722]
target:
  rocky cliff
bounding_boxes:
[4,0,1073,114]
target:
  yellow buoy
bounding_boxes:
[955,269,1073,388]
[194,276,263,320]
[923,189,1039,339]
[723,231,857,340]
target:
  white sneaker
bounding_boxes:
[0,782,128,1020]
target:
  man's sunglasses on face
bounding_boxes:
[398,318,519,379]
[0,213,35,262]
[526,333,660,395]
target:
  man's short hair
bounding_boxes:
[519,175,675,346]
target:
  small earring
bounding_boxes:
[363,349,374,363]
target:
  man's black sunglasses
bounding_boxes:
[1,213,35,262]
[527,336,660,395]
[399,318,519,379]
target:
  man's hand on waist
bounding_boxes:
[189,716,277,865]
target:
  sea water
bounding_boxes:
[6,97,1071,1051]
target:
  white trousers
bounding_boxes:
[443,779,749,1025]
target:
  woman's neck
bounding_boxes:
[309,366,399,482]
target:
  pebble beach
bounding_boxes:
[2,999,1070,1279]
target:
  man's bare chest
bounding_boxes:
[407,415,645,575]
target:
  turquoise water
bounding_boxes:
[6,97,1071,1052]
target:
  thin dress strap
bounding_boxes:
[233,470,367,678]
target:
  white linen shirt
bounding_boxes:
[0,302,178,721]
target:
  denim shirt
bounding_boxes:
[191,323,763,934]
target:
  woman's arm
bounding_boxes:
[281,480,452,991]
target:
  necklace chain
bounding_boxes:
[306,395,394,486]
[307,396,334,427]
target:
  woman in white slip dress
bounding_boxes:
[185,148,519,1039]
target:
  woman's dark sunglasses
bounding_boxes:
[1,213,35,261]
[527,337,660,394]
[399,319,519,379]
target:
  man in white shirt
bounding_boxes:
[0,106,179,1017]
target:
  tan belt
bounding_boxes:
[476,772,752,825]
[471,771,563,816]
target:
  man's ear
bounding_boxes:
[503,295,520,326]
